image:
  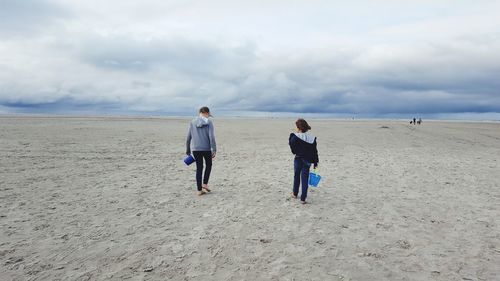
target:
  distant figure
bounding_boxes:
[413,118,416,125]
[186,106,217,196]
[410,120,413,125]
[417,118,422,125]
[289,119,319,204]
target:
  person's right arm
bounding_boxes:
[289,133,297,154]
[186,124,192,155]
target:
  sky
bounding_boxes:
[1,0,500,118]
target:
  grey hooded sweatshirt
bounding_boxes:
[186,115,217,154]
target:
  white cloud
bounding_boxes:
[1,0,499,117]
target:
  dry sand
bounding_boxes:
[1,116,499,280]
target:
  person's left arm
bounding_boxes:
[313,138,319,168]
[209,120,217,158]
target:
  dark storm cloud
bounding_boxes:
[2,96,122,113]
[225,38,500,115]
[2,33,500,116]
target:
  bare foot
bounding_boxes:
[291,193,297,199]
[197,190,206,196]
[202,184,211,192]
[300,200,307,204]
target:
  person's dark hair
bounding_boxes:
[199,106,210,114]
[199,106,213,117]
[296,118,311,132]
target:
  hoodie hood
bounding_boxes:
[195,115,210,128]
[294,132,316,144]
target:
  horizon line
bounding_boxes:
[1,112,500,123]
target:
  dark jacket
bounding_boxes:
[289,133,319,164]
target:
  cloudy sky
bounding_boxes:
[1,0,500,118]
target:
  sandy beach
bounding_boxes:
[1,116,499,280]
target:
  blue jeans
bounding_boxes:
[293,158,311,201]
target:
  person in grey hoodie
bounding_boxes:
[186,106,217,196]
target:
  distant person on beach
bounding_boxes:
[186,106,217,196]
[413,118,416,125]
[289,119,319,204]
[418,118,422,125]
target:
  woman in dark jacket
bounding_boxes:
[289,118,319,204]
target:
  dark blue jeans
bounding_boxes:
[193,151,212,191]
[293,157,311,201]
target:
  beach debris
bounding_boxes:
[259,238,272,243]
[376,222,392,230]
[0,249,15,258]
[33,224,50,231]
[379,126,390,129]
[5,256,24,265]
[396,239,411,249]
[316,240,326,245]
[358,252,381,258]
[211,248,223,258]
[477,219,491,227]
[143,266,154,272]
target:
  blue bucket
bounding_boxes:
[184,154,195,166]
[309,169,321,187]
